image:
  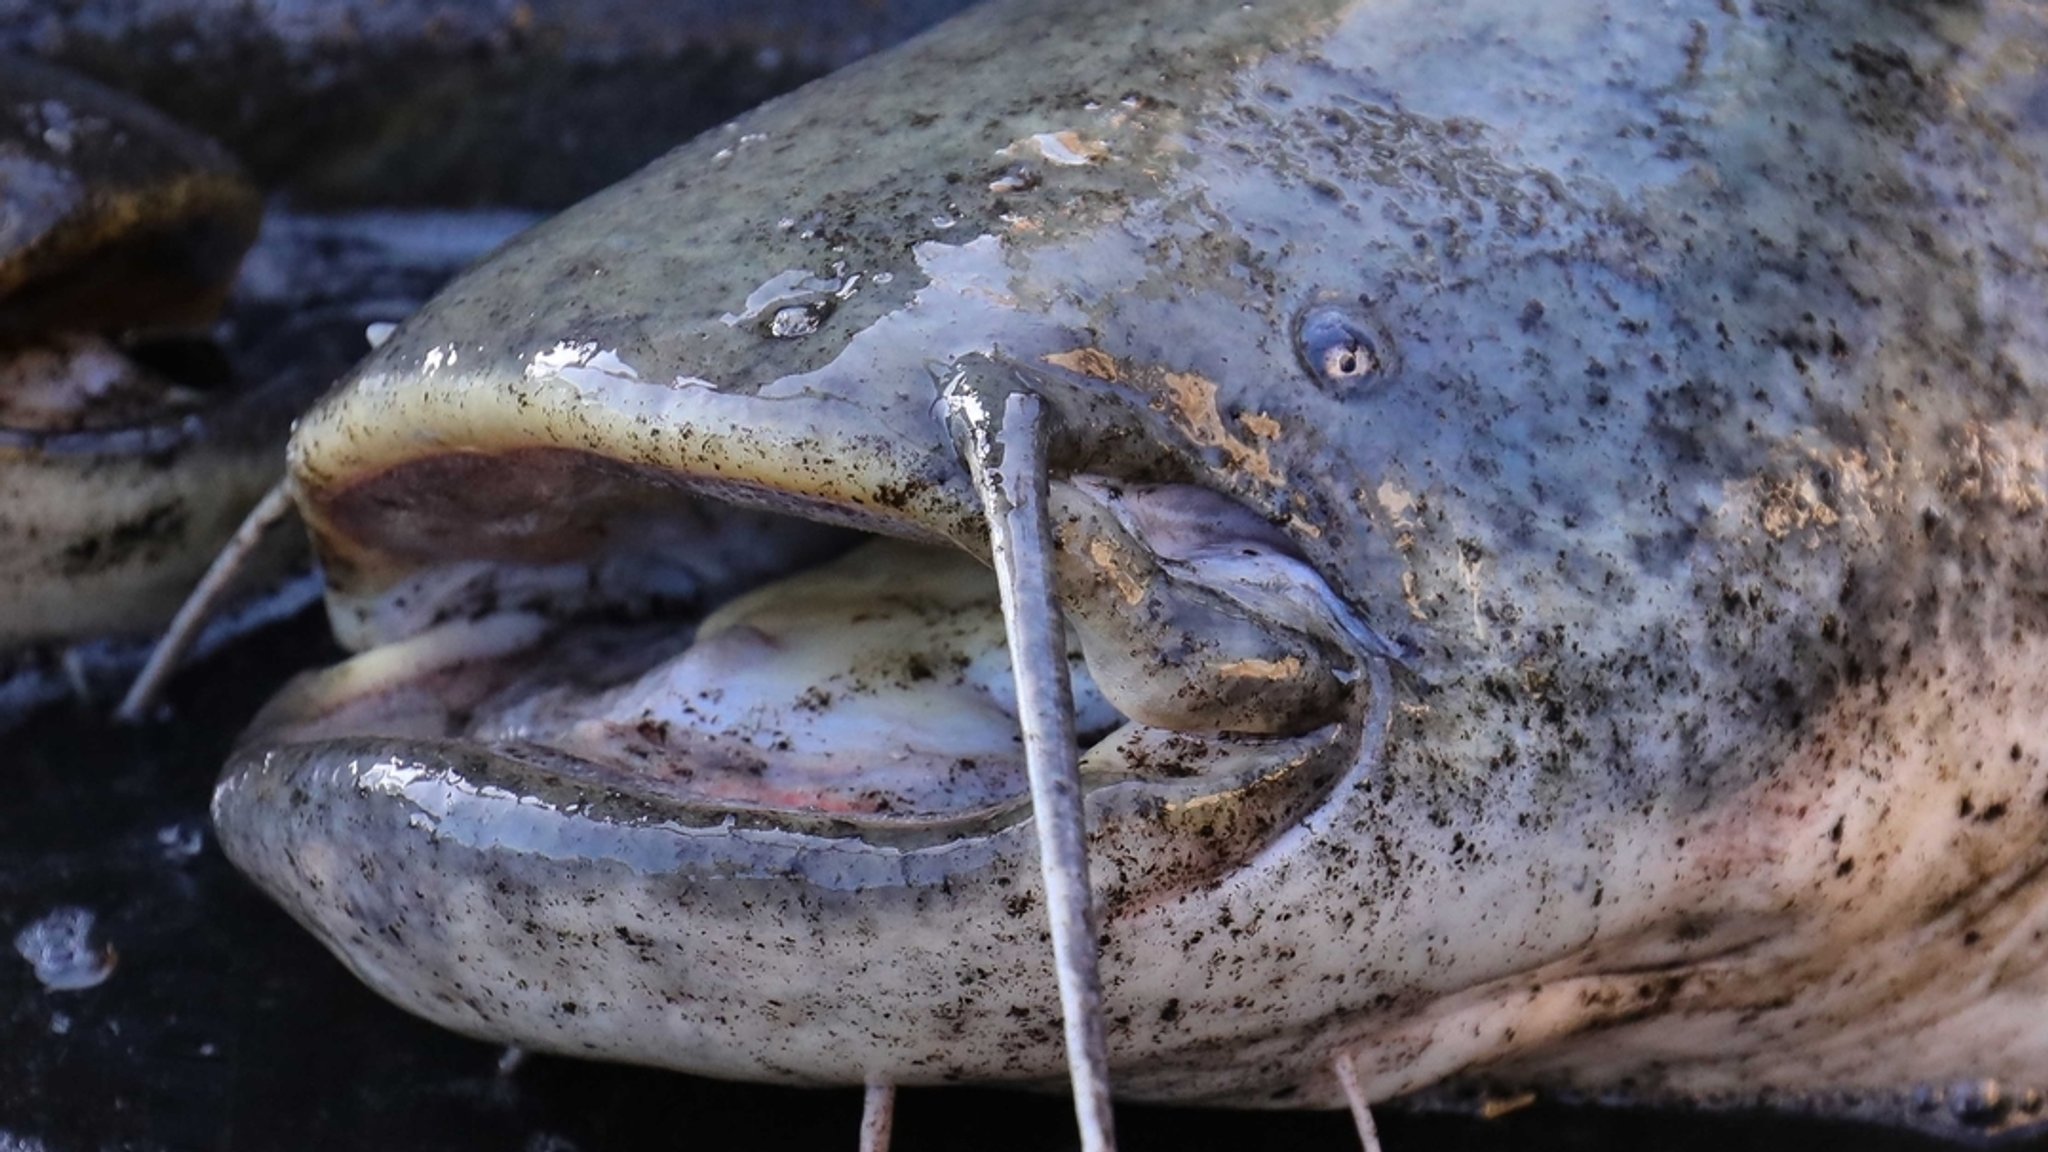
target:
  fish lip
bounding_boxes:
[206,708,1363,1085]
[215,706,1362,890]
[286,353,993,651]
[225,712,1358,845]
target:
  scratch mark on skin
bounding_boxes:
[1088,539,1148,605]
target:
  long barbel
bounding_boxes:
[859,1079,896,1152]
[942,361,1117,1152]
[116,478,297,722]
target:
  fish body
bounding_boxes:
[213,0,2048,1134]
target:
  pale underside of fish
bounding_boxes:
[197,0,2048,1145]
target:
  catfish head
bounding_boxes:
[212,0,2048,1133]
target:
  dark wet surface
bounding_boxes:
[0,611,2033,1151]
[6,0,982,208]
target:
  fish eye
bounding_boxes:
[1293,304,1383,393]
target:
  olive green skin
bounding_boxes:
[216,0,2048,1130]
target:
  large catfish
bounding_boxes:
[210,0,2048,1141]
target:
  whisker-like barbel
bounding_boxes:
[1334,1051,1385,1152]
[116,478,296,722]
[859,1079,896,1152]
[942,364,1116,1152]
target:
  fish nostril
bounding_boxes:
[1293,302,1384,394]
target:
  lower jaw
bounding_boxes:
[208,689,1358,1092]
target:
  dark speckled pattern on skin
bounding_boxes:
[213,0,2048,1134]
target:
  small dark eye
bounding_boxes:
[1294,304,1384,394]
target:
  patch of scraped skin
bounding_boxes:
[215,0,2048,1129]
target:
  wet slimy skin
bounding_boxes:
[214,0,2048,1134]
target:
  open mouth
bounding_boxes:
[0,294,308,656]
[234,416,1378,845]
[212,283,1405,862]
[254,537,1129,821]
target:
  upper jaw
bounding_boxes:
[286,334,979,644]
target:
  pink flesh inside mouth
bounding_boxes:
[257,451,1373,828]
[247,539,1133,820]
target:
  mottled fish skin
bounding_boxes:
[215,0,2048,1123]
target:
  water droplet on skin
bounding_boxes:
[722,269,848,336]
[13,907,115,992]
[988,167,1041,195]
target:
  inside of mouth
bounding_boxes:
[258,534,1135,820]
[268,443,1368,825]
[0,332,222,435]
